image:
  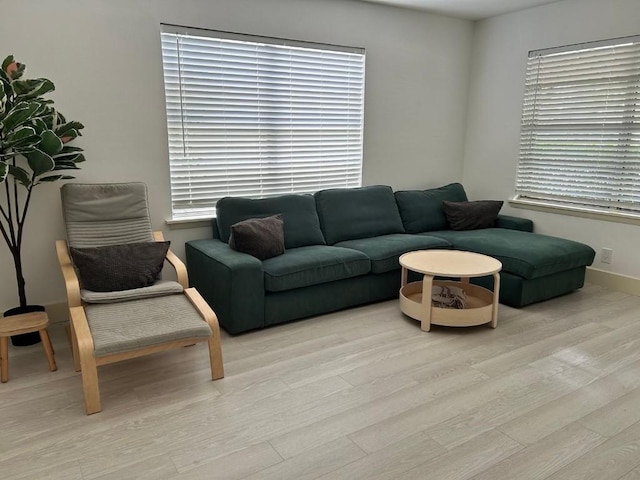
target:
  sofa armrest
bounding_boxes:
[186,239,265,334]
[496,214,533,232]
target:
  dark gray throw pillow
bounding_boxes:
[442,200,504,231]
[70,241,170,292]
[229,214,285,260]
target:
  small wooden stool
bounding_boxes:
[0,311,57,383]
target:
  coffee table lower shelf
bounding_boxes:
[400,280,495,329]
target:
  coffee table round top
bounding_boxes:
[399,250,502,277]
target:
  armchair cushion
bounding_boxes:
[84,294,212,356]
[70,241,170,292]
[80,280,184,304]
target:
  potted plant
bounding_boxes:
[0,55,85,345]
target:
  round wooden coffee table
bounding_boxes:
[399,250,502,332]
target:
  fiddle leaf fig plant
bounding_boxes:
[0,55,85,307]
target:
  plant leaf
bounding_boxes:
[25,148,55,176]
[59,129,79,143]
[1,55,14,72]
[55,121,84,137]
[33,101,51,117]
[30,118,47,134]
[32,103,56,130]
[9,135,41,151]
[0,81,6,116]
[38,174,74,183]
[38,129,63,155]
[53,152,85,164]
[12,78,55,99]
[10,63,25,81]
[0,161,7,182]
[53,145,83,157]
[0,102,39,132]
[3,125,35,146]
[8,164,31,186]
[52,160,81,170]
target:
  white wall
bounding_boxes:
[463,0,640,278]
[0,0,473,310]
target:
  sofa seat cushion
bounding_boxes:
[262,245,370,292]
[315,185,405,244]
[216,194,325,248]
[335,234,451,274]
[423,229,595,279]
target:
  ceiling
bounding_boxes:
[354,0,564,20]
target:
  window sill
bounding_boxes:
[165,217,213,230]
[509,198,640,226]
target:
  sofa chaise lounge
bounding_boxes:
[186,183,595,334]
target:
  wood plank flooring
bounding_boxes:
[1,283,640,479]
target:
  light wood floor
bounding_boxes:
[2,283,640,479]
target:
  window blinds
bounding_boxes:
[517,36,640,213]
[160,27,365,220]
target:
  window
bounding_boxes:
[160,26,365,220]
[516,35,640,215]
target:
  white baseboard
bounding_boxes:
[586,267,640,297]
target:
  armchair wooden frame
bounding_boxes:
[56,232,224,415]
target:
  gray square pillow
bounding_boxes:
[70,241,170,292]
[442,200,504,230]
[229,214,285,260]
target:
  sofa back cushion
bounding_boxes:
[395,183,468,233]
[216,194,325,249]
[315,185,405,244]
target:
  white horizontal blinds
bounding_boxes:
[517,36,640,213]
[161,28,365,219]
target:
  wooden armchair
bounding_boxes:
[56,183,223,415]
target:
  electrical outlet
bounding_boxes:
[601,248,613,264]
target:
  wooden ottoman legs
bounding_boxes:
[40,329,57,372]
[1,336,8,383]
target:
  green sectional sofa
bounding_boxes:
[186,184,595,334]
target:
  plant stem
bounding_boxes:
[12,156,19,227]
[0,177,26,308]
[3,175,16,246]
[12,177,36,308]
[0,215,12,249]
[0,122,13,250]
[18,178,35,240]
[0,199,11,224]
[12,243,27,307]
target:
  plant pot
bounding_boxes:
[3,305,45,346]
